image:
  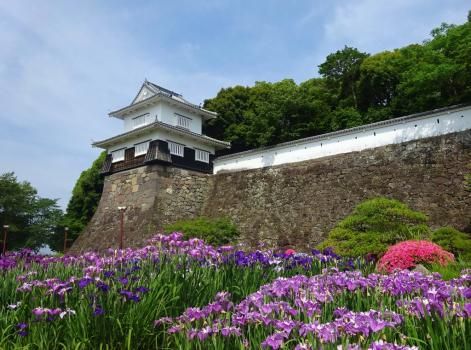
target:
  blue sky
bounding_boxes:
[0,0,469,209]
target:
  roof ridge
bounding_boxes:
[146,81,182,97]
[110,92,217,118]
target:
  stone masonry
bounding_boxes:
[69,165,212,253]
[71,130,471,252]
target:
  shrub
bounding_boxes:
[377,240,454,273]
[432,226,471,262]
[317,197,429,257]
[163,217,239,246]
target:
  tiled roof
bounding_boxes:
[92,121,230,149]
[110,80,217,119]
[216,103,471,161]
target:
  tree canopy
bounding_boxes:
[204,15,471,152]
[0,172,62,251]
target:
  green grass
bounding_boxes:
[428,260,471,280]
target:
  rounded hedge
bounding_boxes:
[317,197,429,257]
[164,217,239,246]
[377,240,454,273]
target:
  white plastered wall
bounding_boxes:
[213,107,471,174]
[122,102,203,134]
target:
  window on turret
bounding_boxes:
[135,140,150,156]
[168,141,185,157]
[176,114,191,129]
[133,113,150,129]
[195,149,209,163]
[111,148,125,163]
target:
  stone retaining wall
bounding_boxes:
[202,130,471,250]
[71,130,471,252]
[69,165,212,253]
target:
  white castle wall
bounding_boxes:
[122,102,203,134]
[213,105,471,174]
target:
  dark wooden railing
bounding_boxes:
[111,149,146,173]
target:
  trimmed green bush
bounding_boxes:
[317,197,429,257]
[164,217,239,246]
[432,226,471,262]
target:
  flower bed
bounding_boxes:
[0,233,469,349]
[157,269,470,349]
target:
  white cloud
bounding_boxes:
[323,0,468,54]
[289,0,469,79]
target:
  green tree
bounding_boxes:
[204,79,333,151]
[358,50,403,112]
[318,46,369,109]
[329,107,364,131]
[0,172,63,251]
[317,197,429,257]
[243,80,310,147]
[204,85,252,153]
[390,20,471,115]
[393,45,463,115]
[52,152,106,251]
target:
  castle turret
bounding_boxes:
[93,80,230,174]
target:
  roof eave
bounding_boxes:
[108,94,218,120]
[92,123,230,149]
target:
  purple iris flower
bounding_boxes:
[221,326,241,337]
[168,325,184,334]
[78,277,93,289]
[16,323,28,337]
[135,286,149,294]
[103,271,115,278]
[154,317,173,327]
[120,290,140,302]
[196,326,212,341]
[464,303,471,317]
[333,307,349,318]
[369,318,388,332]
[294,344,312,350]
[93,306,105,316]
[96,281,110,293]
[274,320,297,334]
[118,277,129,285]
[261,332,288,350]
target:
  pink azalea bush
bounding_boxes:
[377,240,454,273]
